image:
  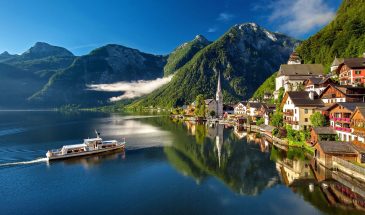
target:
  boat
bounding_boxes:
[46,130,125,160]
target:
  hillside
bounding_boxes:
[164,35,210,76]
[29,44,167,107]
[296,0,365,70]
[130,23,299,108]
[251,72,277,101]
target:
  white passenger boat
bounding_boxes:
[46,131,125,160]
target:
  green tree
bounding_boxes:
[209,110,216,118]
[270,112,283,128]
[194,94,206,117]
[310,112,326,127]
[256,118,264,126]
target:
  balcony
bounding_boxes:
[330,116,351,123]
[283,111,294,116]
[352,127,365,137]
[284,119,299,125]
[334,127,351,132]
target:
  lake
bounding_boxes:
[0,111,364,215]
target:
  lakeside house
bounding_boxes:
[319,84,365,104]
[327,103,365,142]
[314,141,358,167]
[310,127,337,145]
[274,64,324,99]
[281,91,324,130]
[335,55,365,86]
[233,102,248,115]
[304,76,333,96]
[351,106,365,144]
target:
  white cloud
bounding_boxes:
[267,0,336,36]
[208,27,218,33]
[88,75,173,101]
[217,12,234,22]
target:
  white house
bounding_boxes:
[234,102,247,115]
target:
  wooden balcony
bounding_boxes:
[283,111,294,116]
[352,127,365,137]
[284,119,298,125]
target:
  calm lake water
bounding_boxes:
[0,111,364,215]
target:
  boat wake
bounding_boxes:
[0,157,48,167]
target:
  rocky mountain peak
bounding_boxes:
[22,42,74,59]
[194,35,209,44]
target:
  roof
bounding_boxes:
[62,143,87,150]
[259,124,275,132]
[278,64,324,77]
[341,58,365,69]
[317,141,357,154]
[336,102,365,112]
[286,91,324,107]
[204,99,215,105]
[331,57,344,67]
[312,127,337,135]
[305,77,323,85]
[320,84,365,98]
[248,102,262,109]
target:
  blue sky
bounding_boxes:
[0,0,342,56]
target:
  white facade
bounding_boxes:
[234,103,247,115]
[321,97,346,104]
[282,96,300,130]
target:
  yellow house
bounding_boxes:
[280,91,325,130]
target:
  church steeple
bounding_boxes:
[215,71,223,117]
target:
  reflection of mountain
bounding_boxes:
[148,118,280,195]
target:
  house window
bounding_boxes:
[312,109,315,114]
[305,109,308,114]
[356,70,361,75]
[295,109,297,114]
[305,118,308,122]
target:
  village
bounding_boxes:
[171,51,365,183]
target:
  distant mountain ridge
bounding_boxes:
[164,35,211,76]
[129,23,299,108]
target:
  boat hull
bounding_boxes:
[47,144,125,161]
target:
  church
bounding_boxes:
[204,72,223,118]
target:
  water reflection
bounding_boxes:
[158,118,365,213]
[162,120,279,195]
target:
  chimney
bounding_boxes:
[309,91,314,100]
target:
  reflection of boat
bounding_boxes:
[46,130,125,160]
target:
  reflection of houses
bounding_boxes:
[281,91,324,130]
[276,158,313,186]
[233,126,247,139]
[310,127,337,145]
[274,63,324,99]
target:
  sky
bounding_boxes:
[0,0,342,56]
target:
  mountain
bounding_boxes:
[251,72,277,101]
[164,35,210,76]
[296,0,365,70]
[0,63,44,108]
[29,44,167,107]
[130,23,299,108]
[0,51,17,62]
[2,42,76,80]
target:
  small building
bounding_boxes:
[314,141,358,167]
[351,107,365,144]
[223,104,234,115]
[304,76,333,96]
[280,91,324,130]
[327,102,365,142]
[330,57,344,73]
[310,127,337,145]
[233,102,247,115]
[274,64,324,99]
[247,102,262,118]
[319,84,365,104]
[336,57,365,85]
[287,52,302,65]
[204,99,218,116]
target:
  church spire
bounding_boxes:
[215,71,223,117]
